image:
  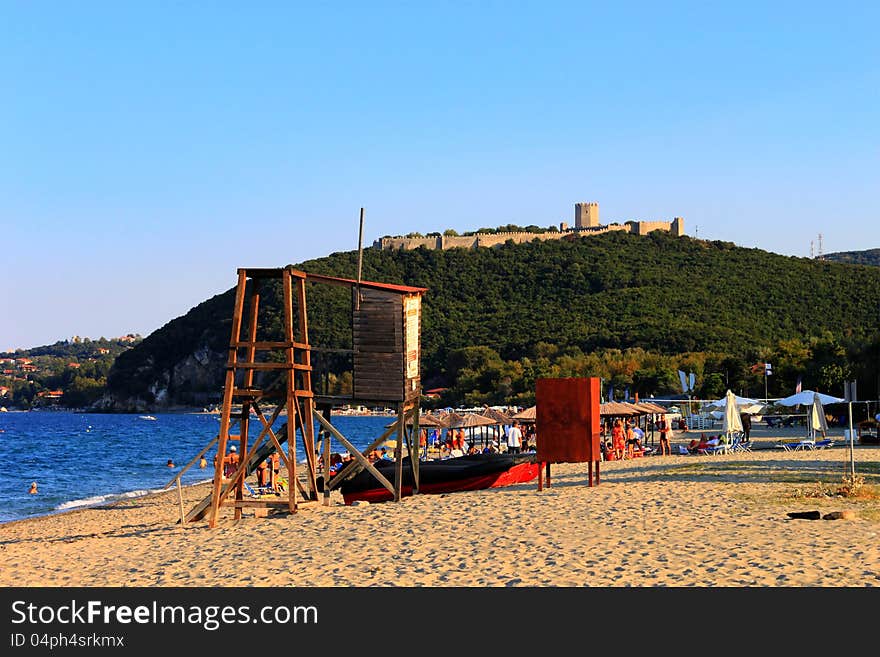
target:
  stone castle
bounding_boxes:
[374,202,685,251]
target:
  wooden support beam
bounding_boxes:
[283,269,298,514]
[295,276,318,501]
[411,405,420,494]
[394,402,404,501]
[230,340,310,350]
[227,500,291,509]
[208,268,248,529]
[225,362,312,371]
[237,279,259,524]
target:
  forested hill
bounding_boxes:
[822,248,880,267]
[102,231,880,410]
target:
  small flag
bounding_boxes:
[750,362,765,374]
[765,363,773,375]
[678,370,688,393]
[795,376,802,394]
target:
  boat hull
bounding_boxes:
[337,453,540,505]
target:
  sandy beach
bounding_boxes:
[2,426,878,588]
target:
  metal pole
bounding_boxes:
[355,207,364,311]
[848,401,855,480]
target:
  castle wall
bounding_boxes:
[374,208,685,251]
[630,220,675,236]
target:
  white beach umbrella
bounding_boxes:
[708,393,765,415]
[807,392,829,440]
[721,389,743,441]
[775,390,844,407]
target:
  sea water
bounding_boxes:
[0,410,397,524]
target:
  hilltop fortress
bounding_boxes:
[374,202,685,251]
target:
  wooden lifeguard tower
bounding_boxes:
[184,266,427,527]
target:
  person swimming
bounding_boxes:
[29,481,38,494]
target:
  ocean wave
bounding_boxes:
[54,488,164,511]
[52,477,214,513]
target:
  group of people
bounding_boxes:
[209,444,284,493]
[602,415,673,460]
[605,419,648,460]
[415,420,536,459]
[256,450,282,492]
[686,433,724,453]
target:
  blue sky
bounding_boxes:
[3,1,878,350]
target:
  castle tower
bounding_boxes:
[575,202,600,229]
[671,216,684,236]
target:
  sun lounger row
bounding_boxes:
[776,438,834,451]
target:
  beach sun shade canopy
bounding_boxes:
[600,401,640,417]
[481,407,513,425]
[386,413,446,429]
[775,390,845,407]
[630,401,669,415]
[443,412,499,429]
[721,390,744,437]
[511,406,537,422]
[807,392,830,439]
[708,393,765,415]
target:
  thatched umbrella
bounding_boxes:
[481,406,512,425]
[385,413,446,429]
[444,412,498,451]
[511,405,536,423]
[443,412,496,429]
[479,406,513,447]
[616,401,667,447]
[599,401,640,418]
[383,413,447,457]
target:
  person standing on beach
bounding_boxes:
[419,427,428,460]
[740,412,752,443]
[507,420,523,454]
[223,445,240,478]
[657,415,671,456]
[611,420,626,460]
[270,451,281,491]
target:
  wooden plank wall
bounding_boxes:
[353,288,405,401]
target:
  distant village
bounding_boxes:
[374,202,685,251]
[0,334,141,409]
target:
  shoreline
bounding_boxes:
[2,427,878,587]
[2,424,868,527]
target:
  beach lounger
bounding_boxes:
[813,438,834,450]
[729,433,752,453]
[244,481,276,497]
[778,439,815,451]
